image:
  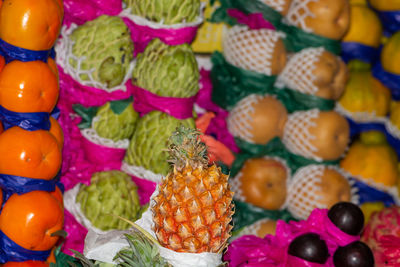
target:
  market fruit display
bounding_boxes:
[339,70,391,117]
[328,202,364,236]
[124,111,196,176]
[342,2,383,48]
[0,126,62,180]
[0,60,59,113]
[0,0,63,50]
[93,101,139,142]
[227,94,288,144]
[287,166,352,219]
[233,157,288,210]
[132,38,199,98]
[69,15,134,88]
[277,47,348,100]
[0,190,64,251]
[123,0,201,24]
[152,126,234,253]
[333,241,375,267]
[223,26,287,76]
[283,110,350,161]
[381,31,400,75]
[361,206,400,266]
[285,0,350,40]
[261,0,292,15]
[2,261,50,267]
[288,233,329,264]
[340,130,399,187]
[76,170,141,231]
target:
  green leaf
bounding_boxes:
[73,104,99,129]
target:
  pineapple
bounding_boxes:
[152,126,234,253]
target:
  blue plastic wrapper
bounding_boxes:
[347,117,400,159]
[372,62,400,100]
[0,231,51,263]
[0,38,53,63]
[0,106,60,131]
[377,10,400,35]
[350,177,397,206]
[341,42,379,64]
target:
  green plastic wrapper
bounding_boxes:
[232,200,296,233]
[230,137,340,177]
[210,0,341,55]
[211,52,335,112]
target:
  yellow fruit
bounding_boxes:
[339,71,391,117]
[236,158,288,210]
[360,202,385,224]
[239,218,277,238]
[152,127,234,253]
[342,4,383,48]
[390,100,400,129]
[369,0,400,11]
[340,131,399,187]
[381,31,400,74]
[286,0,350,40]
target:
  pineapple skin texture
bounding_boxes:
[132,39,199,98]
[123,0,200,25]
[124,111,196,176]
[152,164,234,253]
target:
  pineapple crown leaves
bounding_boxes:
[167,125,208,169]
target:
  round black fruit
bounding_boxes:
[288,233,329,264]
[328,202,364,236]
[333,241,374,267]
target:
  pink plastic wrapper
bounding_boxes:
[63,0,123,26]
[122,17,199,56]
[81,136,127,166]
[224,209,360,267]
[227,9,276,30]
[197,69,240,153]
[59,68,132,108]
[129,82,196,119]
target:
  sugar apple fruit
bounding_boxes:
[132,38,199,98]
[76,170,141,231]
[124,111,195,176]
[123,0,200,25]
[69,15,134,88]
[93,100,139,142]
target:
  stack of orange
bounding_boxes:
[0,0,64,266]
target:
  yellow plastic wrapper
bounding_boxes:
[192,0,228,53]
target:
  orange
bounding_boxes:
[0,0,63,51]
[0,126,62,180]
[0,60,59,113]
[0,122,3,134]
[3,261,49,267]
[381,31,400,75]
[50,186,63,208]
[0,190,63,251]
[46,247,56,265]
[0,55,5,73]
[49,116,64,149]
[47,57,59,80]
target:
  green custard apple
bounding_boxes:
[124,111,195,176]
[123,0,200,25]
[76,170,141,231]
[93,101,139,142]
[132,38,199,98]
[69,15,134,88]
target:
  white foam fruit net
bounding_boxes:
[237,218,273,238]
[283,109,322,161]
[285,0,318,33]
[81,127,130,149]
[229,156,291,209]
[276,47,324,95]
[261,0,288,13]
[227,94,264,143]
[121,161,164,184]
[55,24,135,92]
[223,25,283,76]
[287,165,359,220]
